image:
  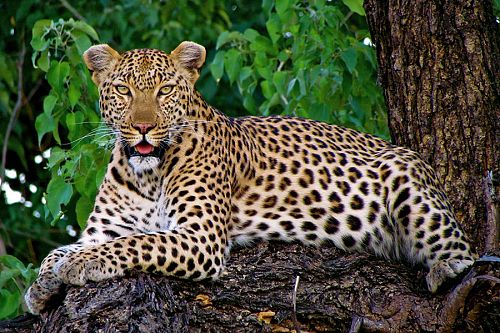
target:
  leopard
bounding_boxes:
[25,41,476,314]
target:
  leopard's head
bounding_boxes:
[83,42,206,172]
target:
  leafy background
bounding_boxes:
[0,0,421,319]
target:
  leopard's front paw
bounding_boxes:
[54,250,123,286]
[25,271,63,314]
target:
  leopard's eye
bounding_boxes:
[158,85,174,96]
[115,85,130,95]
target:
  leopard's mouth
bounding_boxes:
[126,140,164,158]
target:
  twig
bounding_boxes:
[26,79,43,103]
[1,40,26,185]
[340,11,354,28]
[291,275,301,333]
[60,0,86,21]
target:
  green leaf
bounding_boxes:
[30,19,51,51]
[0,255,26,272]
[262,0,274,16]
[0,269,16,290]
[224,49,242,84]
[341,47,358,74]
[250,36,276,55]
[261,80,275,99]
[210,51,225,82]
[309,103,331,123]
[18,263,38,283]
[254,52,273,80]
[75,195,93,229]
[43,95,57,115]
[72,21,99,40]
[47,61,70,93]
[0,289,20,319]
[215,31,229,49]
[73,146,100,197]
[243,95,257,114]
[275,0,294,20]
[287,78,297,96]
[35,112,55,145]
[46,176,73,218]
[341,0,366,16]
[37,49,50,72]
[31,19,52,40]
[297,69,307,97]
[272,71,288,96]
[72,30,92,55]
[65,44,83,66]
[96,159,108,187]
[68,79,81,108]
[47,147,66,168]
[215,31,243,49]
[239,66,253,82]
[53,122,62,145]
[266,14,281,44]
[277,50,289,63]
[243,29,260,42]
[66,111,85,141]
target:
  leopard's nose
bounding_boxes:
[133,123,156,134]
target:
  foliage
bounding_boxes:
[31,18,105,229]
[211,0,388,137]
[34,19,113,233]
[0,0,385,319]
[0,255,38,319]
[494,0,500,18]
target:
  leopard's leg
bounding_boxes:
[54,176,231,288]
[25,215,145,314]
[55,224,228,286]
[383,152,476,292]
[24,244,82,314]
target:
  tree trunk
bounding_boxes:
[0,243,499,333]
[364,0,500,254]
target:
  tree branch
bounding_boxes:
[0,243,498,333]
[59,0,86,21]
[1,39,26,185]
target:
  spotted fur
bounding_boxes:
[25,42,475,314]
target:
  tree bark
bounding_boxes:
[0,243,498,333]
[364,0,500,253]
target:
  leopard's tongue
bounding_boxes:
[135,142,154,155]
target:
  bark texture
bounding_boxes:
[364,0,500,253]
[0,243,499,333]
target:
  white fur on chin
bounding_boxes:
[129,156,160,172]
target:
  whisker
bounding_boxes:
[64,124,119,151]
[73,121,108,125]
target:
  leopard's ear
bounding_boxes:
[83,44,121,85]
[170,41,206,83]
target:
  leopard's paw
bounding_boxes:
[54,250,122,286]
[426,257,475,293]
[25,271,63,314]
